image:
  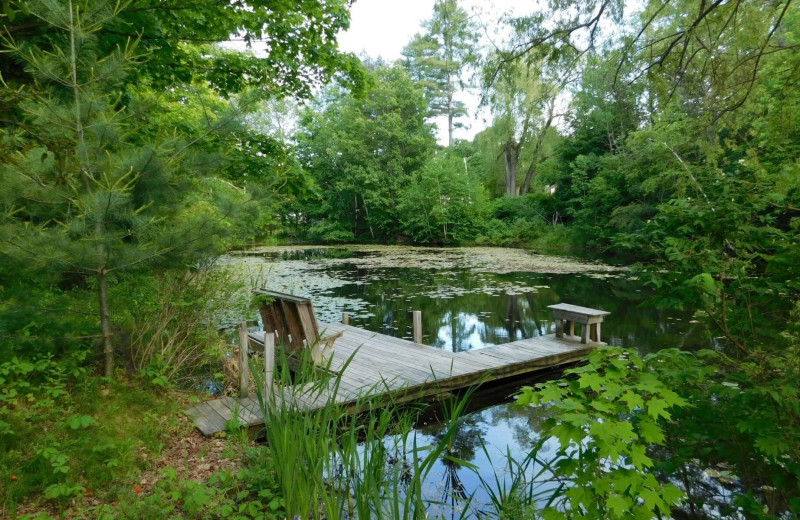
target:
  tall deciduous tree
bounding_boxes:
[402,0,477,146]
[295,63,436,241]
[484,59,566,196]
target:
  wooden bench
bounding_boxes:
[254,289,343,364]
[548,303,610,345]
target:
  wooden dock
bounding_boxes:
[186,322,597,435]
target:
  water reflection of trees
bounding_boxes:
[421,413,486,511]
[486,400,554,453]
[323,266,705,353]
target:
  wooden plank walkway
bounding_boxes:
[186,322,597,435]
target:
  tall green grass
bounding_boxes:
[472,440,564,519]
[250,345,560,519]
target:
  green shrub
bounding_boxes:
[516,348,687,520]
[306,220,356,243]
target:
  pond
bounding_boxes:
[226,245,708,355]
[224,245,712,517]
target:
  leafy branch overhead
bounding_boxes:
[2,0,367,98]
[488,0,795,116]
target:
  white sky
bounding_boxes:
[337,0,436,62]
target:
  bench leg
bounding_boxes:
[556,319,564,338]
[581,324,588,344]
[569,321,575,337]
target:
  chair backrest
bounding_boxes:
[255,289,320,354]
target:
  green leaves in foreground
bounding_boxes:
[516,347,686,520]
[66,414,96,430]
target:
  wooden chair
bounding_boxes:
[254,289,343,364]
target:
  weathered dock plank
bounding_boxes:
[186,322,593,435]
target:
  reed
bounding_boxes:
[471,438,563,519]
[250,345,558,519]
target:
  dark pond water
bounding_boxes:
[233,246,713,517]
[252,247,708,355]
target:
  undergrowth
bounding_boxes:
[0,365,185,518]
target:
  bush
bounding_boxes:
[113,267,249,388]
[489,194,549,222]
[476,218,544,246]
[396,153,490,244]
[0,275,98,366]
[473,194,561,246]
[306,220,355,243]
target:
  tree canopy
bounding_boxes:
[1,0,367,98]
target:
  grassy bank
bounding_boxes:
[1,373,277,519]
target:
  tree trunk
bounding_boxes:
[71,0,114,378]
[98,269,114,378]
[520,155,546,195]
[361,194,375,240]
[505,294,520,340]
[503,141,518,196]
[520,113,555,195]
[447,93,454,147]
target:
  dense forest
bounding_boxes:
[1,0,798,518]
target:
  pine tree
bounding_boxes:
[0,0,223,377]
[402,0,477,146]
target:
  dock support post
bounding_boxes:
[264,332,274,401]
[342,312,350,325]
[412,310,422,344]
[238,321,249,398]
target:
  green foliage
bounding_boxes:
[0,355,75,406]
[402,0,478,144]
[306,220,356,244]
[115,268,241,385]
[117,457,285,520]
[515,344,800,518]
[474,195,552,246]
[516,348,687,519]
[396,153,489,244]
[2,0,366,99]
[0,370,185,515]
[0,0,238,377]
[66,414,96,430]
[295,63,436,242]
[646,347,800,517]
[527,4,800,343]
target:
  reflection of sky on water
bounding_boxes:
[433,308,553,352]
[435,312,489,351]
